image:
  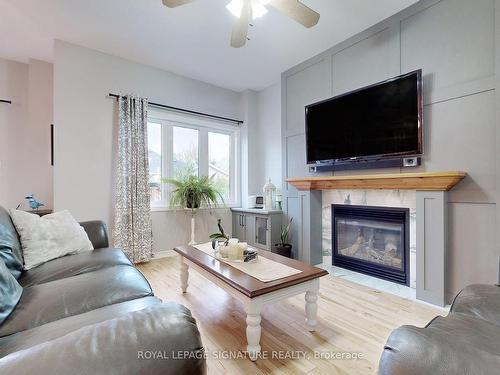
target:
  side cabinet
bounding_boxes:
[232,212,249,242]
[231,209,283,252]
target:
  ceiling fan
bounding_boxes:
[162,0,320,48]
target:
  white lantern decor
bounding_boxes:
[263,178,276,210]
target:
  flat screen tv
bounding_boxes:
[305,70,423,166]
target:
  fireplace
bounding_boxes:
[332,204,409,285]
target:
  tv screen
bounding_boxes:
[305,70,422,164]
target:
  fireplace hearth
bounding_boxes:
[332,204,409,285]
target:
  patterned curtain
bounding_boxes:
[114,95,153,263]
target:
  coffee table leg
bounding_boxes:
[305,280,319,332]
[180,257,189,293]
[245,300,262,361]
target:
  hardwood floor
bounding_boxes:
[138,256,443,375]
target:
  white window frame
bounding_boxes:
[148,108,240,210]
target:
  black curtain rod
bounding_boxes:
[108,94,243,125]
[0,100,12,104]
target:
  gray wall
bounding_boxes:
[282,0,499,299]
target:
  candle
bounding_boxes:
[237,242,247,259]
[228,239,240,260]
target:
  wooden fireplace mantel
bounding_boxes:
[286,171,467,191]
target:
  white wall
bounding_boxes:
[256,82,282,191]
[0,59,28,209]
[239,83,283,204]
[27,60,54,209]
[0,58,53,210]
[239,89,259,203]
[53,41,242,252]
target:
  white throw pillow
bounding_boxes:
[9,210,94,270]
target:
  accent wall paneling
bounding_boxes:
[496,0,500,281]
[401,0,495,95]
[285,134,312,182]
[285,196,301,260]
[283,58,333,198]
[331,27,400,96]
[284,58,331,137]
[418,90,496,203]
[281,0,499,303]
[448,202,497,300]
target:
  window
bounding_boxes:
[147,109,239,207]
[209,132,231,201]
[173,126,199,179]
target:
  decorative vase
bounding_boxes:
[217,243,230,258]
[186,194,200,209]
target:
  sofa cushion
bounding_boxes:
[10,210,94,270]
[0,303,205,375]
[0,259,22,325]
[0,296,162,359]
[450,284,500,327]
[0,265,153,337]
[379,314,500,375]
[0,207,23,279]
[18,248,132,287]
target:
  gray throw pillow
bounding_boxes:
[0,258,22,325]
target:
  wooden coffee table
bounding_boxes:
[174,245,329,361]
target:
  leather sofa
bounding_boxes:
[379,284,500,374]
[0,206,206,374]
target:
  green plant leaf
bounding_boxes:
[162,174,225,209]
[279,218,293,245]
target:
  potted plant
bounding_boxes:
[273,218,293,258]
[163,175,223,210]
[210,219,230,248]
[163,175,224,245]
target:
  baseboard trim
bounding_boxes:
[153,250,177,259]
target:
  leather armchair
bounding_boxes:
[379,284,500,375]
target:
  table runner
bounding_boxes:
[194,242,302,282]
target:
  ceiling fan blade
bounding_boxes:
[231,2,252,48]
[268,0,320,28]
[162,0,195,8]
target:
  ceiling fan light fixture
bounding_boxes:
[226,0,268,20]
[226,0,244,18]
[251,2,268,19]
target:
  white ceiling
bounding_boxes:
[0,0,418,92]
